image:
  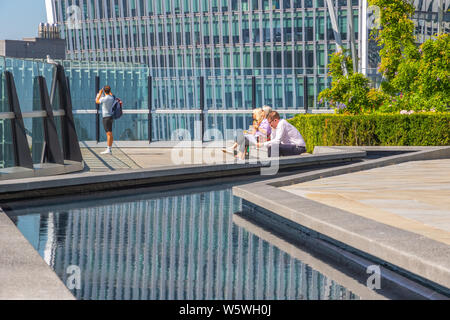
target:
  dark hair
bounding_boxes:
[103,85,111,94]
[267,111,280,122]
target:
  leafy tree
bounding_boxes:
[318,51,374,115]
[369,0,419,94]
[318,0,449,114]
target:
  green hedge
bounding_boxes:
[288,113,450,153]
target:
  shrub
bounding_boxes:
[318,51,375,115]
[288,113,450,153]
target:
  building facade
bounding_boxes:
[46,0,449,112]
[46,0,369,111]
[0,38,66,60]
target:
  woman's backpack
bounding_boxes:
[111,96,123,119]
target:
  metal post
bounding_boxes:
[303,76,309,113]
[51,65,83,162]
[148,75,152,143]
[438,0,444,34]
[347,0,358,72]
[38,76,64,164]
[252,76,256,109]
[200,76,205,142]
[95,75,100,143]
[326,0,344,51]
[360,0,368,76]
[4,71,33,169]
[326,0,347,75]
[66,76,71,97]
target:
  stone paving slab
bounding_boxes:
[80,146,238,172]
[281,159,450,245]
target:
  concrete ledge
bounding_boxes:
[234,212,446,299]
[0,161,84,181]
[233,183,450,294]
[232,146,450,294]
[268,146,450,188]
[0,150,365,200]
[0,208,74,300]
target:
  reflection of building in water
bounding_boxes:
[22,189,358,300]
[232,214,384,299]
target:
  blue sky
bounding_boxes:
[0,0,47,40]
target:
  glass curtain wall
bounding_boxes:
[51,0,366,113]
[1,55,380,149]
[63,60,150,142]
[0,57,15,169]
[0,57,55,168]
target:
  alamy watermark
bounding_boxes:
[169,121,280,176]
[367,5,382,30]
[366,265,381,290]
[66,5,82,30]
[66,265,81,290]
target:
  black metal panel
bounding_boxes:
[148,75,152,143]
[38,76,64,164]
[95,76,100,143]
[4,71,33,169]
[303,76,309,113]
[66,76,71,97]
[252,76,256,110]
[50,65,83,162]
[200,76,205,142]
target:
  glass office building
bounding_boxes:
[413,0,450,43]
[37,0,449,145]
[46,0,369,112]
[46,0,449,111]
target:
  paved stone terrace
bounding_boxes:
[281,159,450,246]
[80,143,313,172]
[81,146,240,171]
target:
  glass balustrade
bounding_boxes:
[0,56,380,170]
[0,57,15,169]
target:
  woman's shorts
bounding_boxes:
[102,116,113,132]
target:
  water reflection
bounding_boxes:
[10,188,357,300]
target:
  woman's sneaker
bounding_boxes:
[101,147,112,155]
[222,146,235,154]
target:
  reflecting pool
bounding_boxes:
[9,186,358,300]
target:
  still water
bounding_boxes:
[9,186,358,300]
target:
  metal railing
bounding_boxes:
[1,57,384,162]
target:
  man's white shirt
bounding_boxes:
[263,119,306,147]
[98,94,115,118]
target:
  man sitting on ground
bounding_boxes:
[257,111,306,157]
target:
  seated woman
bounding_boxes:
[260,105,273,139]
[224,107,271,160]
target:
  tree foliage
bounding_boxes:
[318,0,449,114]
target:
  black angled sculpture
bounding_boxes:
[4,71,33,169]
[38,76,64,165]
[50,64,83,162]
